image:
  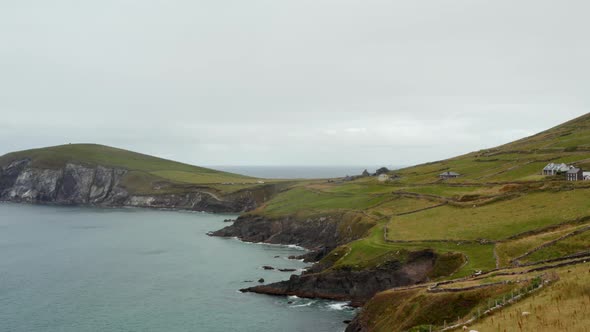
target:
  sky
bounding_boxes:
[1,1,589,166]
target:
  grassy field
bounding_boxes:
[523,230,590,263]
[246,113,590,331]
[386,190,590,241]
[259,186,390,217]
[468,262,590,332]
[320,213,496,278]
[353,257,590,332]
[495,223,586,267]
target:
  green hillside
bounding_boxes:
[396,112,590,183]
[245,113,590,331]
[0,144,261,193]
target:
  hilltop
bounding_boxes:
[0,143,255,187]
[394,112,590,184]
[0,144,287,212]
[213,113,590,331]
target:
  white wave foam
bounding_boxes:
[232,238,308,251]
[291,301,316,308]
[286,244,305,250]
[327,302,350,311]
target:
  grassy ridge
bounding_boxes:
[0,144,264,194]
[468,262,590,332]
[247,113,590,331]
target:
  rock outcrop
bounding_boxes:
[0,159,271,213]
[241,250,438,306]
[211,214,343,249]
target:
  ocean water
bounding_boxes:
[211,165,402,179]
[0,203,355,332]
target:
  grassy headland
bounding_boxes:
[242,113,590,331]
[0,143,275,195]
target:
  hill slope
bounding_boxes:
[0,144,254,185]
[212,113,590,332]
[0,144,284,212]
[394,112,590,183]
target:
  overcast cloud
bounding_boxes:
[1,0,588,166]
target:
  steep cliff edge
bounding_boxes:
[0,158,275,213]
[212,214,345,249]
[241,250,439,306]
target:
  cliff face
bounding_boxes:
[213,215,441,306]
[211,214,344,249]
[241,250,438,306]
[0,159,267,213]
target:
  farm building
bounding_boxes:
[439,171,461,180]
[566,167,583,181]
[584,172,590,180]
[377,174,390,182]
[542,163,570,175]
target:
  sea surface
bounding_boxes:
[211,165,403,179]
[0,203,356,332]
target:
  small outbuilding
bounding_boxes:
[566,167,583,181]
[377,174,390,182]
[439,171,461,180]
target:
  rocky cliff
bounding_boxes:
[211,214,345,249]
[241,250,438,306]
[0,158,270,213]
[213,215,446,306]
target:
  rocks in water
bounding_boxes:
[211,214,351,250]
[343,320,352,324]
[278,268,296,272]
[243,280,254,283]
[258,278,265,283]
[223,219,235,222]
[243,250,438,305]
[297,247,332,263]
[287,301,294,304]
[274,255,280,258]
[262,266,275,270]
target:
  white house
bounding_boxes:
[542,163,570,176]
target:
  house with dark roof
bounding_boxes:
[566,167,583,181]
[439,171,461,180]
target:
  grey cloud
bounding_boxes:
[0,0,588,166]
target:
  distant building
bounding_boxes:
[374,167,390,176]
[566,167,583,181]
[377,174,390,182]
[584,172,590,180]
[439,171,461,180]
[542,163,570,176]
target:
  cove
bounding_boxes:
[0,203,355,332]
